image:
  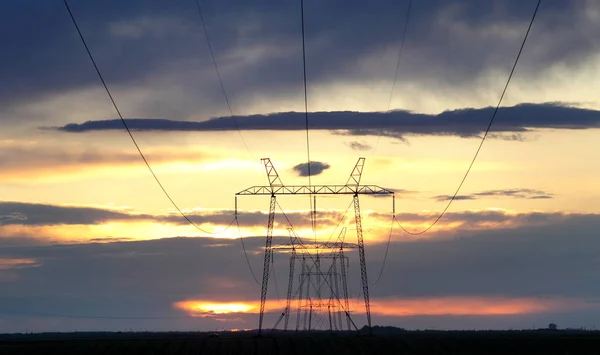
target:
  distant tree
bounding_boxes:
[549,323,558,330]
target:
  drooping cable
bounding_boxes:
[397,0,542,235]
[235,216,260,285]
[371,0,412,156]
[371,215,396,285]
[193,0,253,158]
[300,0,311,184]
[299,0,316,243]
[271,251,281,301]
[62,0,234,235]
[323,200,354,245]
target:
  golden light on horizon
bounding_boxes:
[173,301,257,315]
[173,296,592,319]
[369,297,557,316]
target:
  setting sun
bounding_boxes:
[174,301,257,315]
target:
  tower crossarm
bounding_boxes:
[346,157,365,187]
[273,242,359,250]
[236,184,393,195]
[261,158,284,193]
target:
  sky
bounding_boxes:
[1,0,600,333]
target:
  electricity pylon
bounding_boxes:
[236,157,394,335]
[272,228,358,332]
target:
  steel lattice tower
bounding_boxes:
[272,230,358,332]
[236,158,394,335]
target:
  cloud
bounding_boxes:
[0,140,216,181]
[173,296,584,318]
[0,213,27,225]
[3,0,600,135]
[432,195,478,202]
[433,188,554,202]
[52,103,600,141]
[2,212,600,331]
[0,201,361,239]
[368,188,419,199]
[292,161,331,177]
[0,202,151,226]
[346,141,372,151]
[0,201,583,240]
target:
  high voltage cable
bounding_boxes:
[193,0,253,158]
[63,0,234,235]
[371,0,412,157]
[300,0,311,184]
[323,200,354,246]
[235,216,260,285]
[397,0,542,236]
[299,0,316,243]
[370,215,396,286]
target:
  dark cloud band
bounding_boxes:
[52,103,600,140]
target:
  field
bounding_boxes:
[2,330,600,354]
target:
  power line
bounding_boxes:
[300,0,311,186]
[371,0,412,156]
[397,0,542,236]
[370,215,396,285]
[63,0,234,235]
[235,216,260,285]
[299,0,316,243]
[323,200,354,246]
[193,0,252,158]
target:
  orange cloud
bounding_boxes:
[0,258,40,283]
[0,140,221,183]
[0,258,40,270]
[173,296,593,319]
[369,297,588,316]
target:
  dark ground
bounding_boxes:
[2,330,600,354]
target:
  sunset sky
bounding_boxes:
[2,0,600,333]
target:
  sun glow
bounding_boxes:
[174,299,289,317]
[174,296,592,319]
[174,301,257,315]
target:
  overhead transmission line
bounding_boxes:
[368,0,540,284]
[370,215,396,286]
[63,0,234,235]
[300,0,311,184]
[193,0,261,284]
[397,0,542,236]
[193,0,253,159]
[299,0,317,243]
[365,0,412,286]
[235,216,260,285]
[370,0,412,157]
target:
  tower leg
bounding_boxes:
[284,249,296,330]
[303,270,311,330]
[333,257,342,330]
[353,194,372,333]
[328,305,333,331]
[296,257,306,332]
[258,194,276,335]
[340,251,351,331]
[308,304,313,331]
